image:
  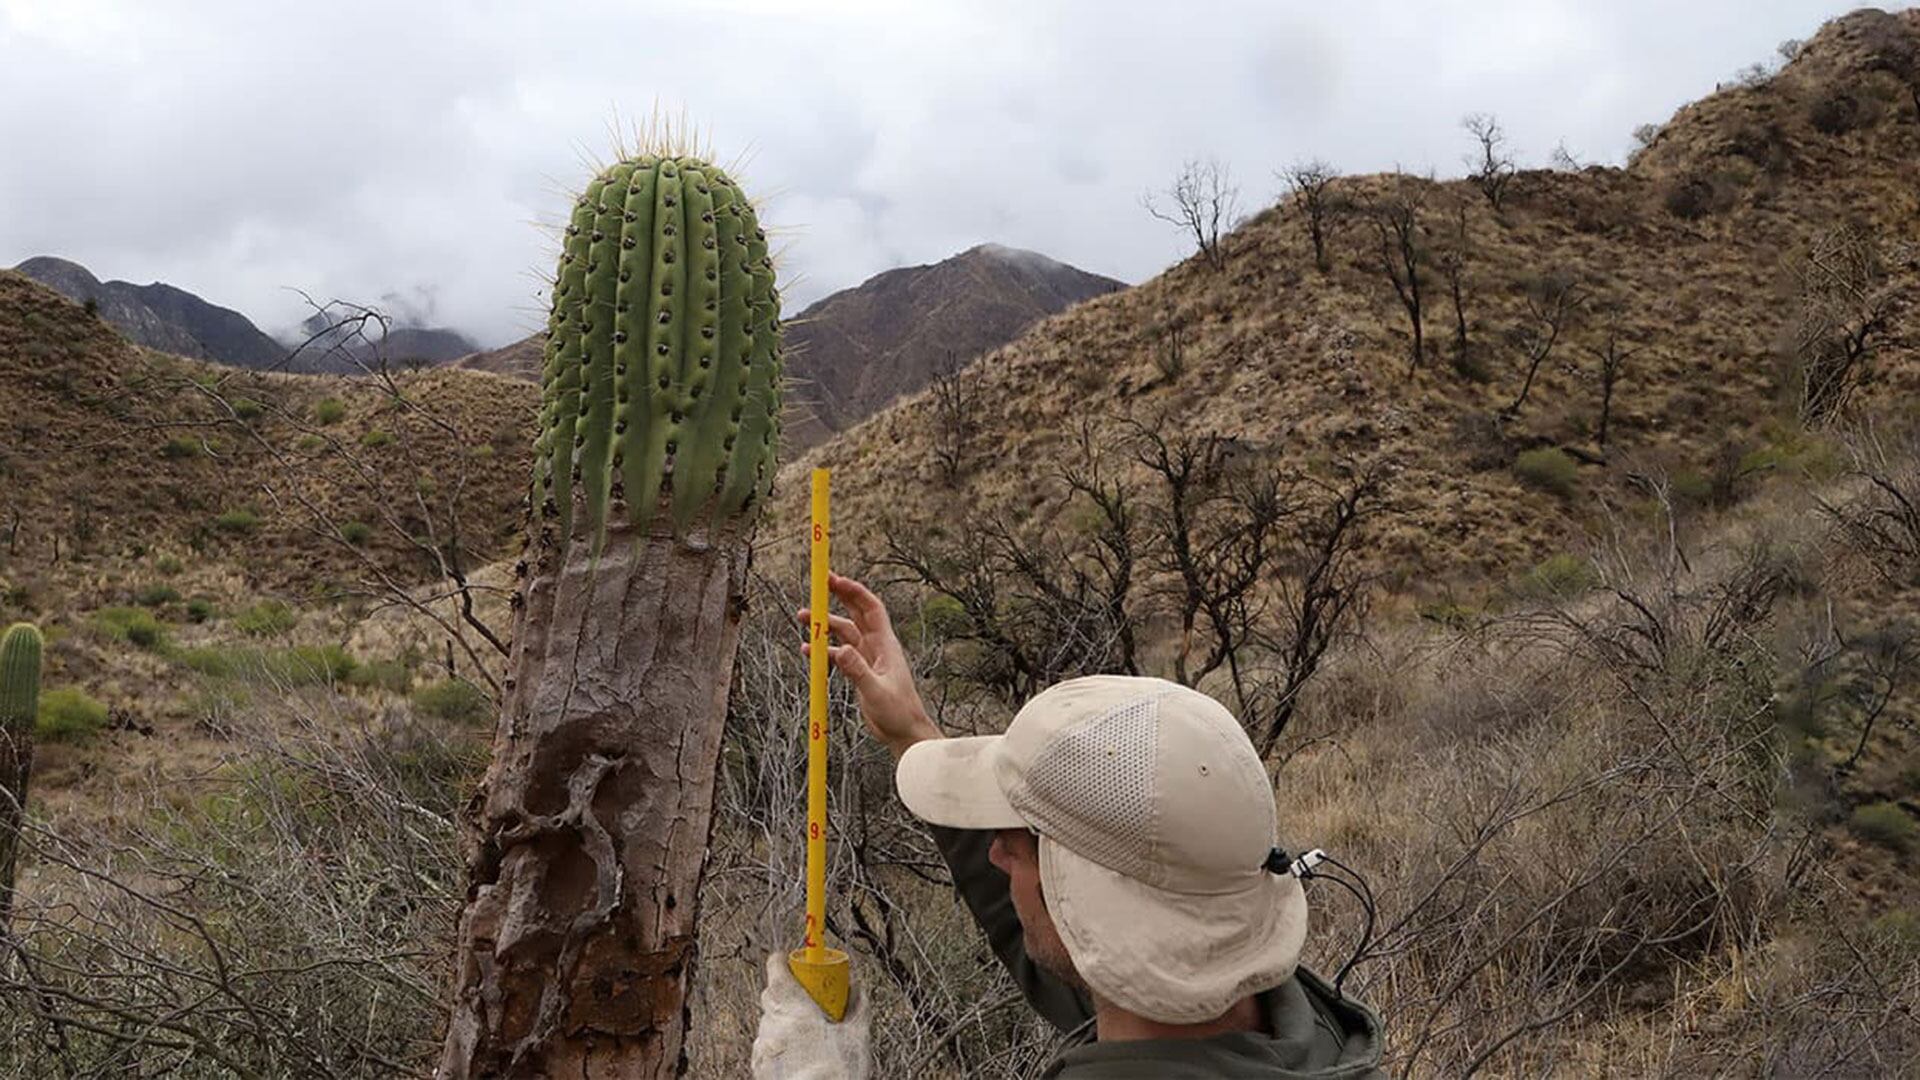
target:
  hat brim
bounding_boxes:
[1041,840,1308,1024]
[895,736,1030,830]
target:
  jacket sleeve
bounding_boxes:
[929,825,1095,1034]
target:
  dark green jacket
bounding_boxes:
[932,827,1386,1079]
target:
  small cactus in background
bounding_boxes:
[442,142,784,1079]
[1,621,43,928]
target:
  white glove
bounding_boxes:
[750,953,872,1080]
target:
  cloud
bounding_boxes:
[0,0,1875,347]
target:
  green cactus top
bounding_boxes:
[0,623,42,731]
[533,155,783,549]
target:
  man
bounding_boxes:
[752,574,1385,1078]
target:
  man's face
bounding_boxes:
[988,827,1083,988]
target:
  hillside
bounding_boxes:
[446,329,543,380]
[15,255,285,369]
[0,270,538,811]
[449,242,1125,450]
[0,271,535,592]
[771,8,1920,591]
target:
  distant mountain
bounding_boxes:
[295,311,478,372]
[449,242,1126,449]
[13,256,480,374]
[14,256,284,369]
[781,243,1126,448]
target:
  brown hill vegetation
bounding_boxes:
[0,269,534,815]
[772,8,1919,591]
[0,271,535,595]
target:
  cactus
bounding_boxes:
[441,151,784,1079]
[1,622,42,929]
[532,153,782,546]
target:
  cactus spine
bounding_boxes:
[1,622,42,929]
[441,152,783,1080]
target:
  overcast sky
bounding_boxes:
[0,0,1889,348]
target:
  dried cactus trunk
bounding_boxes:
[1,622,43,930]
[439,153,781,1079]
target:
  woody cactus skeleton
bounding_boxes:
[440,154,782,1078]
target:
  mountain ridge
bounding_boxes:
[13,255,481,374]
[14,255,285,369]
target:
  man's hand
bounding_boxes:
[799,572,941,760]
[751,953,871,1079]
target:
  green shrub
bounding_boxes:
[177,643,356,686]
[1809,90,1862,136]
[3,582,35,615]
[340,521,373,546]
[235,600,296,637]
[176,644,246,679]
[412,679,489,725]
[214,508,261,534]
[1670,469,1713,506]
[1416,599,1481,630]
[161,437,201,460]
[38,686,109,743]
[910,594,971,641]
[1739,432,1842,483]
[155,555,184,576]
[1851,802,1916,854]
[135,584,181,607]
[1513,448,1578,498]
[347,658,412,694]
[1872,909,1920,952]
[1517,553,1597,599]
[360,429,394,449]
[296,434,326,451]
[313,397,347,425]
[264,645,357,686]
[232,398,265,422]
[94,606,166,649]
[185,597,216,624]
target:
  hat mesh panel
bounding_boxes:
[1022,696,1159,880]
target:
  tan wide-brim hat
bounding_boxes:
[896,676,1309,1024]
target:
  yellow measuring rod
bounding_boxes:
[789,467,849,1021]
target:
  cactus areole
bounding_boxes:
[440,154,782,1078]
[1,622,43,930]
